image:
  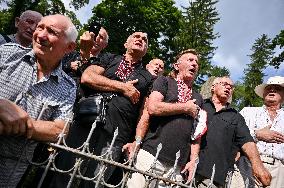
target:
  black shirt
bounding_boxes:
[90,53,154,146]
[196,98,254,185]
[142,76,203,167]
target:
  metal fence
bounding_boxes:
[10,113,261,188]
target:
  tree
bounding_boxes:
[232,34,273,109]
[88,0,183,64]
[0,0,83,34]
[174,0,226,86]
[270,29,284,68]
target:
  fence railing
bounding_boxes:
[10,112,260,188]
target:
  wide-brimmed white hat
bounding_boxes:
[254,76,284,98]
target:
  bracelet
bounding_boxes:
[252,130,258,142]
[135,136,142,145]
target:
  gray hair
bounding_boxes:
[65,24,78,42]
[20,10,43,20]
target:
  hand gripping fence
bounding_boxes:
[17,115,222,188]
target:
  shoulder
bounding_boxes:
[61,71,76,89]
[0,43,32,62]
[240,107,262,117]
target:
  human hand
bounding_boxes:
[0,100,34,138]
[123,79,140,104]
[80,31,95,54]
[181,160,196,184]
[184,99,199,118]
[256,125,284,143]
[252,164,272,187]
[70,61,80,71]
[122,141,139,159]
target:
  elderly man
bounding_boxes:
[0,10,43,47]
[0,14,77,187]
[195,77,271,188]
[126,49,203,187]
[49,25,109,188]
[146,58,164,77]
[234,76,284,188]
[50,32,153,187]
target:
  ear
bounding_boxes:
[124,41,128,49]
[65,42,76,54]
[173,62,179,71]
[211,84,215,93]
[15,17,20,28]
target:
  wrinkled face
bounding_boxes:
[146,59,164,77]
[212,77,234,101]
[263,85,284,105]
[125,32,148,57]
[174,52,199,81]
[15,13,42,43]
[91,27,108,54]
[32,15,72,63]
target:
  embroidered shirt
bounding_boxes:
[176,78,192,103]
[240,106,284,161]
[115,56,135,81]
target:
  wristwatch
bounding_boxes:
[135,136,142,145]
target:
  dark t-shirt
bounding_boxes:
[196,98,254,185]
[142,76,203,167]
[89,53,154,146]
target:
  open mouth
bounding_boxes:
[134,41,142,47]
[188,68,196,74]
[153,69,158,75]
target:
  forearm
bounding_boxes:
[241,142,263,168]
[135,100,150,140]
[148,101,187,116]
[189,138,200,161]
[32,119,66,142]
[81,65,125,93]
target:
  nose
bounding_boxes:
[37,28,48,39]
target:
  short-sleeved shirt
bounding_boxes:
[89,53,154,146]
[142,76,204,167]
[0,43,76,186]
[196,99,254,185]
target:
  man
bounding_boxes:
[122,58,164,158]
[49,26,109,188]
[0,14,77,187]
[195,77,271,188]
[51,32,153,187]
[126,49,203,187]
[146,58,164,77]
[234,76,284,188]
[0,10,43,47]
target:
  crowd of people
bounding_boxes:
[0,10,283,188]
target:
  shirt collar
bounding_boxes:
[23,50,64,83]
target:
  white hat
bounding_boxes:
[254,76,284,98]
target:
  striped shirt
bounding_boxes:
[0,43,76,186]
[240,106,284,161]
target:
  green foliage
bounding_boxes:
[232,34,273,109]
[0,0,84,35]
[174,0,220,86]
[88,0,182,65]
[270,29,284,68]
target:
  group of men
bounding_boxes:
[0,10,283,188]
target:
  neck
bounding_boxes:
[125,53,141,65]
[212,95,227,112]
[36,58,58,80]
[176,75,192,88]
[15,33,31,47]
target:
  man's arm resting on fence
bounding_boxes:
[241,142,272,186]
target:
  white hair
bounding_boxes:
[65,24,78,42]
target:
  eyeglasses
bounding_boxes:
[216,82,234,89]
